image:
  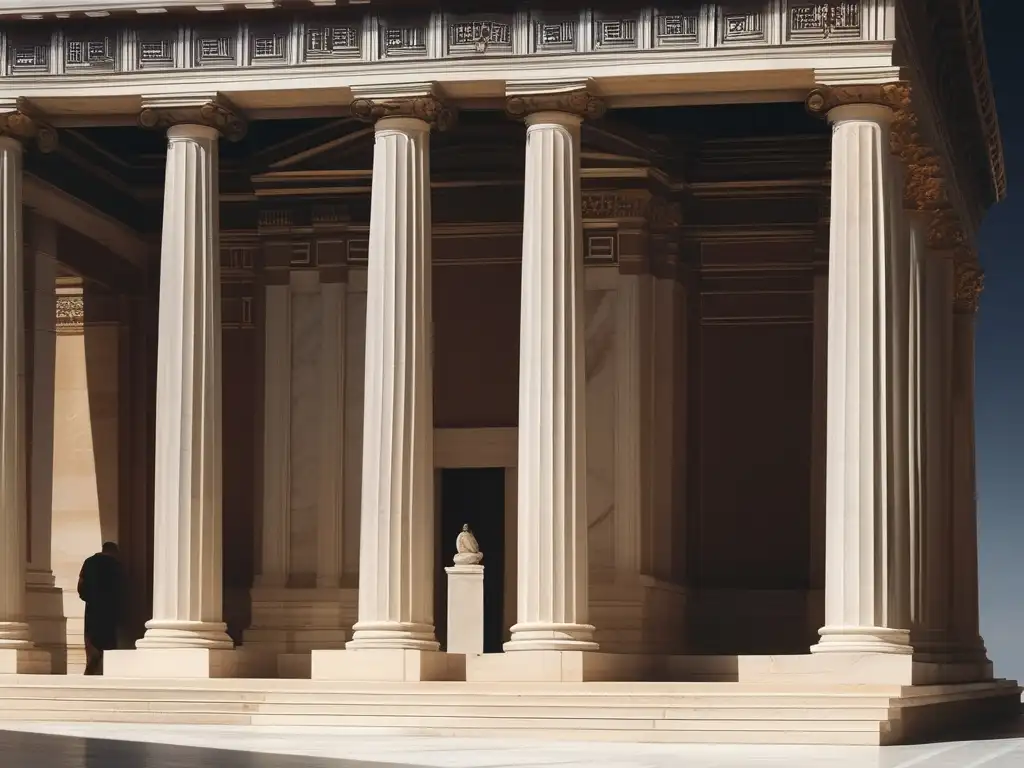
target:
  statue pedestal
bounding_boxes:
[445,564,484,656]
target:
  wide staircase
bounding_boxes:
[0,677,1018,745]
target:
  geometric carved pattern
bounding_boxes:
[532,14,577,53]
[654,9,700,47]
[593,13,640,50]
[788,1,861,41]
[720,7,766,44]
[447,16,514,55]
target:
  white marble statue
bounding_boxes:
[454,524,483,565]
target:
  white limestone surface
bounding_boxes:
[1,723,1023,768]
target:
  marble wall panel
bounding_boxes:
[288,288,322,585]
[585,287,616,571]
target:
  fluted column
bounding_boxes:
[504,87,604,652]
[806,87,912,655]
[346,94,450,651]
[0,104,55,670]
[135,98,246,651]
[258,280,291,588]
[949,261,988,662]
[317,278,346,589]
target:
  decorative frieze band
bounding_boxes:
[0,98,57,152]
[138,95,247,140]
[54,295,84,331]
[953,261,983,315]
[0,3,874,77]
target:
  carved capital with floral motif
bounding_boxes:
[927,208,968,251]
[138,95,247,141]
[953,261,983,314]
[805,82,909,117]
[505,83,606,121]
[350,92,456,131]
[0,98,57,153]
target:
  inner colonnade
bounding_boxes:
[0,81,993,684]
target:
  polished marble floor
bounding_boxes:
[2,722,1024,768]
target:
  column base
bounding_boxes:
[346,621,439,652]
[25,584,68,674]
[504,622,599,652]
[0,647,51,674]
[311,649,465,682]
[812,626,912,655]
[136,620,234,650]
[103,648,241,679]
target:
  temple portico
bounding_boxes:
[0,0,1015,743]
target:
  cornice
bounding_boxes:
[0,98,57,152]
[138,94,247,141]
[505,82,606,121]
[959,0,1006,202]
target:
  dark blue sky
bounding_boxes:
[974,1,1023,682]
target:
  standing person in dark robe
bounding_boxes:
[77,542,123,675]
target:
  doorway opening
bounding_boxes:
[435,467,506,654]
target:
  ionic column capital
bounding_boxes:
[953,261,984,315]
[505,82,606,121]
[805,82,908,118]
[350,85,455,131]
[138,94,247,141]
[0,98,57,153]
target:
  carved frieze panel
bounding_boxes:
[446,15,514,56]
[7,29,54,75]
[592,12,642,51]
[193,26,239,67]
[379,17,429,59]
[63,27,118,72]
[247,24,290,67]
[586,233,618,265]
[719,4,767,45]
[304,22,361,61]
[786,1,861,42]
[653,9,700,48]
[133,27,177,69]
[531,13,578,54]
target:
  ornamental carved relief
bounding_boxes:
[138,96,247,141]
[0,98,57,152]
[890,93,949,212]
[349,94,456,131]
[953,261,983,314]
[505,88,606,120]
[55,295,84,329]
[927,208,968,252]
[805,82,908,116]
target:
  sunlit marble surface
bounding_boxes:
[3,723,1024,768]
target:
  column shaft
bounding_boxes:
[950,266,987,660]
[348,116,437,651]
[138,124,231,650]
[0,136,32,649]
[258,282,291,587]
[814,104,912,654]
[506,112,597,652]
[317,279,345,588]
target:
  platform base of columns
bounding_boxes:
[467,651,659,683]
[0,647,51,674]
[311,649,465,682]
[103,648,242,679]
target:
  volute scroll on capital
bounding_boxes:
[349,94,456,131]
[0,98,58,153]
[138,97,247,141]
[505,88,606,121]
[805,82,909,117]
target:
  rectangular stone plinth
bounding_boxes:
[727,653,915,685]
[311,649,465,682]
[467,651,660,683]
[0,648,51,675]
[103,648,241,679]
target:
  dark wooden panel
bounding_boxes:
[694,320,813,589]
[433,260,520,429]
[700,240,816,269]
[221,329,257,641]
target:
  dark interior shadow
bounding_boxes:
[0,729,453,768]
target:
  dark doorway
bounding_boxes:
[436,468,506,654]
